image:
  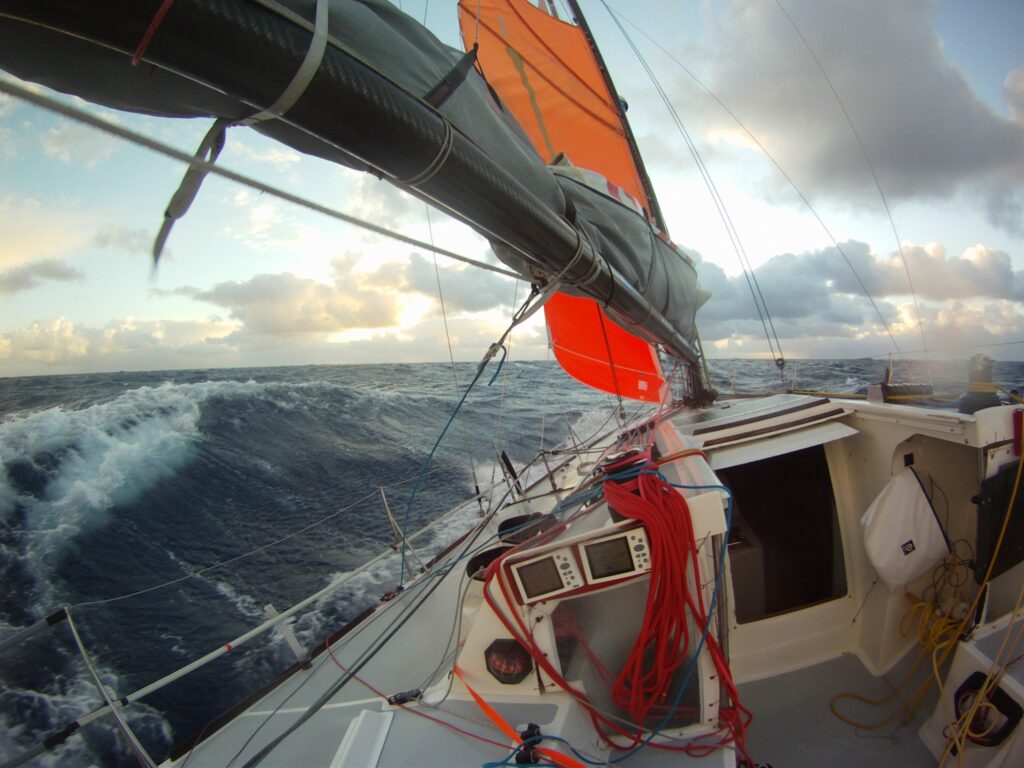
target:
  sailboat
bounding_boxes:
[0,1,1022,767]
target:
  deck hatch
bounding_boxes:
[707,421,857,470]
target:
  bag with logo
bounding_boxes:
[861,467,949,590]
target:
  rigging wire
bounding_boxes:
[773,0,926,371]
[398,282,558,585]
[0,78,519,282]
[426,201,483,493]
[595,0,786,381]
[603,5,905,363]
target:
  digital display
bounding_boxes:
[516,557,565,599]
[585,537,635,579]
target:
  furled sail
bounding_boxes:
[0,0,705,379]
[458,0,686,402]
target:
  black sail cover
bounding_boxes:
[0,0,706,360]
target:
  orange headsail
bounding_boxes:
[458,0,667,402]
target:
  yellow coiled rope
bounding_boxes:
[830,458,1022,760]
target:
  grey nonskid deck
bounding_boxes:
[740,652,938,767]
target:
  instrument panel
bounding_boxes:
[506,522,651,605]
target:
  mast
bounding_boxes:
[563,0,668,236]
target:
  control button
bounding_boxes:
[560,562,570,570]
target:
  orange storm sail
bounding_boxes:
[458,0,667,402]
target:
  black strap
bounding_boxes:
[424,45,478,108]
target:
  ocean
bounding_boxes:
[1,357,1022,767]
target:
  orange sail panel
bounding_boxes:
[545,293,665,403]
[459,0,665,402]
[457,0,650,211]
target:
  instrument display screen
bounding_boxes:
[516,556,564,599]
[584,537,635,579]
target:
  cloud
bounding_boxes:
[3,317,90,363]
[1007,69,1024,122]
[692,239,1024,357]
[92,226,154,254]
[0,259,83,294]
[342,173,420,231]
[689,0,1024,231]
[41,119,118,168]
[228,139,302,172]
[0,316,239,373]
[194,259,402,336]
[404,253,515,312]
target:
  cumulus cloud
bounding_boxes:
[404,253,515,312]
[693,239,1024,357]
[194,255,403,336]
[0,259,83,294]
[687,0,1024,231]
[0,316,239,373]
[342,173,421,231]
[3,317,90,363]
[187,244,518,341]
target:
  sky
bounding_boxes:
[1,0,1022,378]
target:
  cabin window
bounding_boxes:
[718,445,847,623]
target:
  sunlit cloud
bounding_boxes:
[4,317,89,363]
[0,316,240,374]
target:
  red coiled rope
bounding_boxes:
[483,450,751,758]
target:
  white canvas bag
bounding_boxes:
[861,467,949,590]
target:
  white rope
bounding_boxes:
[0,78,519,280]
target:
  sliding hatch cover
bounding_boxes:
[707,421,857,470]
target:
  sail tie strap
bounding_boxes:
[152,0,330,263]
[560,225,603,290]
[453,666,586,768]
[242,0,330,125]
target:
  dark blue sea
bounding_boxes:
[1,358,1022,767]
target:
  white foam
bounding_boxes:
[0,658,172,768]
[0,380,281,556]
